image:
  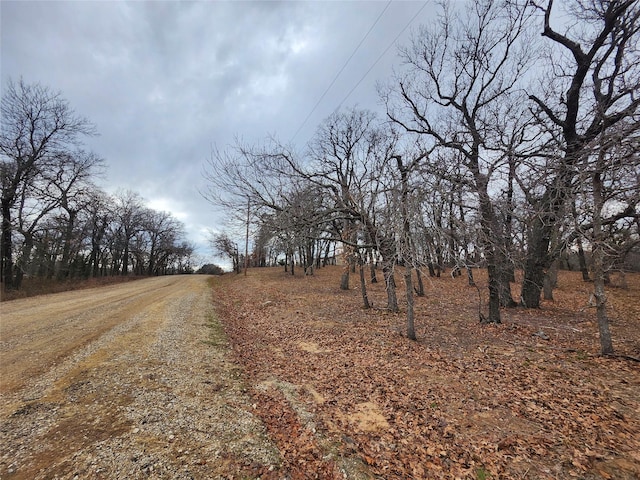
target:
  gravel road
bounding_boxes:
[0,275,280,479]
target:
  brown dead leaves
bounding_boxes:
[211,267,640,479]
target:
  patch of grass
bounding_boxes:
[574,350,589,361]
[206,276,220,289]
[476,466,491,480]
[204,312,228,348]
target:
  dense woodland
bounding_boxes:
[203,1,640,355]
[0,80,195,293]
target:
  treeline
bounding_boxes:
[1,79,194,292]
[204,1,640,354]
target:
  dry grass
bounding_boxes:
[1,275,147,302]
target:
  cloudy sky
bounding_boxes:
[1,0,435,263]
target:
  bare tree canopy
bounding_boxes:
[521,0,640,308]
[1,79,195,292]
[1,79,97,289]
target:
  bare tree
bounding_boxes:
[521,0,640,307]
[202,108,402,310]
[112,190,145,276]
[306,108,380,289]
[202,139,293,225]
[49,151,104,279]
[1,78,96,290]
[11,169,60,288]
[579,124,639,355]
[393,153,426,340]
[141,209,184,276]
[210,232,241,274]
[6,149,102,285]
[307,108,400,310]
[85,189,113,277]
[384,0,533,322]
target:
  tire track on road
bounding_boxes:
[0,277,182,394]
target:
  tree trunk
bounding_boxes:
[305,243,314,275]
[427,261,436,277]
[89,232,103,278]
[1,199,14,290]
[521,145,581,308]
[58,210,77,280]
[472,165,503,323]
[498,258,517,307]
[396,154,419,335]
[340,266,350,290]
[340,236,353,289]
[521,272,543,308]
[322,240,330,267]
[369,254,378,283]
[593,168,613,355]
[35,237,50,278]
[359,260,370,309]
[458,198,476,288]
[543,260,559,301]
[543,272,553,301]
[594,265,613,355]
[577,237,590,281]
[315,240,323,269]
[298,246,305,273]
[147,244,156,276]
[521,226,546,308]
[14,266,24,290]
[466,266,475,287]
[122,242,130,276]
[504,153,516,284]
[415,267,425,297]
[404,265,416,340]
[383,264,398,313]
[484,263,501,324]
[359,212,397,311]
[14,238,33,290]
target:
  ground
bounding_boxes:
[0,267,638,479]
[212,266,640,479]
[0,276,279,479]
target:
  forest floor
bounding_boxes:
[212,266,640,479]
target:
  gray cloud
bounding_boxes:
[1,0,434,262]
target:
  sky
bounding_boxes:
[1,0,436,265]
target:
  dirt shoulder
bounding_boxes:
[0,275,280,479]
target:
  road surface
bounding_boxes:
[0,275,279,479]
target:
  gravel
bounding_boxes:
[0,277,281,479]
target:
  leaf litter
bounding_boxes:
[211,266,640,480]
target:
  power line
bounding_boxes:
[334,1,429,113]
[290,1,392,143]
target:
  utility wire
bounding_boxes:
[290,1,392,143]
[334,1,429,113]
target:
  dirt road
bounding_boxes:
[0,275,280,479]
